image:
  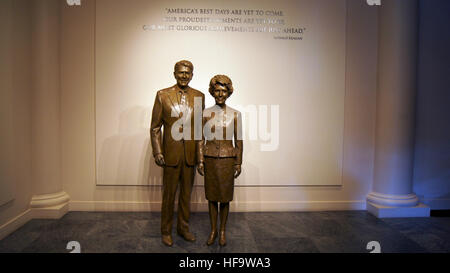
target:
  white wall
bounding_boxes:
[61,0,378,212]
[94,0,347,187]
[0,0,33,237]
[0,0,15,208]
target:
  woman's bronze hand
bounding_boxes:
[197,162,205,176]
[234,164,241,178]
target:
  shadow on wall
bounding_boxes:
[413,0,450,208]
[95,105,265,210]
[97,106,162,186]
[95,105,208,209]
[234,140,261,211]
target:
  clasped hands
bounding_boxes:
[197,162,241,178]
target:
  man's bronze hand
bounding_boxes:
[155,154,165,167]
[197,162,205,176]
[234,164,241,178]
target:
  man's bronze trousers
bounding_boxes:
[161,148,195,235]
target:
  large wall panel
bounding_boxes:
[95,0,347,186]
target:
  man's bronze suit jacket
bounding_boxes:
[150,84,205,167]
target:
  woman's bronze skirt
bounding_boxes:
[204,157,236,202]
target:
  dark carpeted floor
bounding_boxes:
[0,211,449,253]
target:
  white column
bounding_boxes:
[366,0,429,218]
[30,0,69,218]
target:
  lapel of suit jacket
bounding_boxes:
[186,87,194,109]
[167,85,181,117]
[183,87,194,123]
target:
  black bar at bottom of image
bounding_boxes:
[2,253,448,272]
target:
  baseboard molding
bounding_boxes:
[31,203,70,219]
[420,198,450,210]
[0,203,70,241]
[0,209,33,241]
[0,191,71,241]
[30,191,70,209]
[367,202,430,218]
[69,200,366,212]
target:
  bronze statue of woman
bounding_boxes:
[197,75,243,246]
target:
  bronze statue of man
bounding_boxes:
[150,60,205,246]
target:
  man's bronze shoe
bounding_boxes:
[177,230,196,242]
[206,230,218,246]
[162,235,173,246]
[219,230,226,246]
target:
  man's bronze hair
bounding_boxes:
[174,60,194,72]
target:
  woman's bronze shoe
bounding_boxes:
[219,230,226,246]
[206,230,218,246]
